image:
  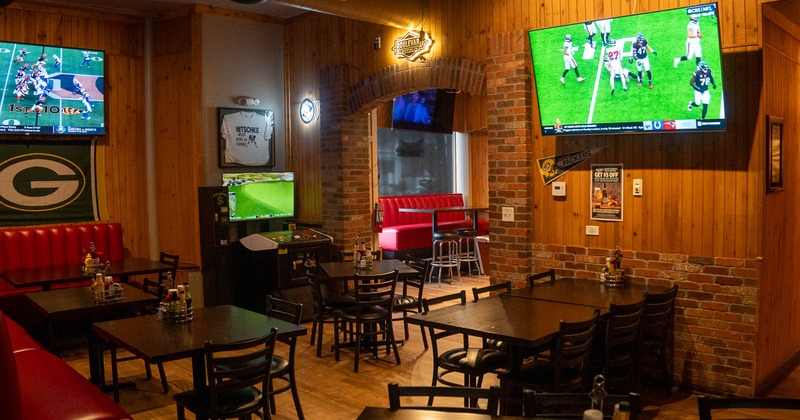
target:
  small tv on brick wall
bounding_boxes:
[391,89,456,134]
[528,2,725,136]
[0,41,105,136]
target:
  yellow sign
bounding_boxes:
[392,31,433,62]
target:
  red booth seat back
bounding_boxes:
[0,222,124,272]
[379,194,467,228]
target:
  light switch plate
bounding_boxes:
[633,179,643,196]
[586,225,599,236]
[501,206,514,222]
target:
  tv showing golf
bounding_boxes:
[222,172,295,222]
[528,2,724,136]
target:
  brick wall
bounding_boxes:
[486,30,535,284]
[531,244,758,395]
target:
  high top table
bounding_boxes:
[506,277,671,308]
[399,206,488,236]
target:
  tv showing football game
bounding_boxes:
[222,172,295,222]
[391,89,456,134]
[0,41,105,136]
[528,3,724,136]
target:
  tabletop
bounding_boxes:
[318,259,418,281]
[398,206,489,214]
[26,283,158,321]
[0,257,173,290]
[406,295,606,350]
[90,304,307,390]
[357,407,527,420]
[506,277,672,309]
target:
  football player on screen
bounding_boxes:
[604,39,627,95]
[560,34,586,85]
[688,61,717,120]
[583,21,597,48]
[81,92,94,120]
[80,51,91,67]
[674,15,702,68]
[596,19,612,46]
[53,54,62,71]
[630,33,657,88]
[15,48,28,63]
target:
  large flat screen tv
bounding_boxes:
[391,89,456,134]
[0,41,105,136]
[528,3,724,136]
[222,172,295,222]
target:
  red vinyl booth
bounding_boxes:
[0,311,132,419]
[378,194,488,255]
[0,222,124,294]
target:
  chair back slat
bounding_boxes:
[204,328,278,416]
[388,382,502,415]
[472,281,511,301]
[528,269,556,287]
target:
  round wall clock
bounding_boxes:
[300,98,316,124]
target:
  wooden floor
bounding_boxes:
[50,274,800,419]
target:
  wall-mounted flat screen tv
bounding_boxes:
[0,41,105,136]
[528,2,724,136]
[391,89,456,134]
[222,172,295,222]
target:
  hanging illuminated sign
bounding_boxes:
[392,31,433,62]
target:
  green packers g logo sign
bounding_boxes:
[0,153,86,212]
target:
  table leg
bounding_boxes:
[192,352,206,391]
[88,331,105,387]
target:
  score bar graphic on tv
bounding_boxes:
[528,3,725,136]
[0,41,105,136]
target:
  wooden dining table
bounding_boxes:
[406,294,607,370]
[318,258,419,281]
[0,257,174,291]
[90,304,307,398]
[506,277,672,309]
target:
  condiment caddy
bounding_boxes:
[157,275,193,323]
[600,246,626,286]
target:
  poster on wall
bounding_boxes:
[218,107,275,168]
[0,140,98,226]
[590,164,623,222]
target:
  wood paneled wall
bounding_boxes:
[0,4,151,259]
[285,0,767,258]
[758,5,800,393]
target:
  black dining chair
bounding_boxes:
[640,284,678,396]
[265,295,304,419]
[596,299,645,392]
[332,269,400,372]
[173,328,278,420]
[392,255,430,347]
[471,281,512,353]
[697,395,800,420]
[387,382,502,415]
[421,290,507,407]
[143,251,180,287]
[499,309,601,414]
[111,278,169,395]
[527,269,556,287]
[307,268,355,357]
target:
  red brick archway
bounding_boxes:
[318,58,486,252]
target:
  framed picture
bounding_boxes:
[767,115,783,192]
[218,107,275,168]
